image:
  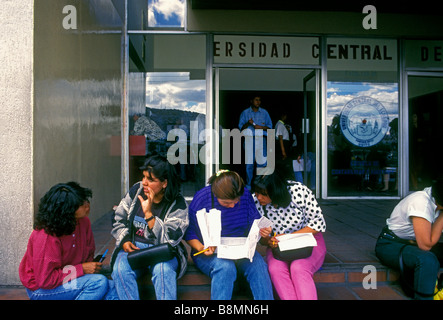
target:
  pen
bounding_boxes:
[99,249,108,263]
[272,232,276,246]
[193,248,210,256]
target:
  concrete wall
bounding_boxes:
[33,0,123,225]
[0,0,34,285]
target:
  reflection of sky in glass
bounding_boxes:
[148,0,185,28]
[327,82,398,125]
[146,72,206,114]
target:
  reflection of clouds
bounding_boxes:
[327,82,398,124]
[148,0,184,27]
[146,78,206,114]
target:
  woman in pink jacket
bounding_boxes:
[19,182,117,300]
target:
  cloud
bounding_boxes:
[327,82,398,124]
[146,76,206,114]
[148,0,184,27]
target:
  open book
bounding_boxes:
[196,208,272,262]
[275,233,317,251]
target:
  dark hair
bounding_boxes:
[208,170,245,200]
[34,182,92,237]
[252,173,291,208]
[432,179,443,207]
[140,155,180,202]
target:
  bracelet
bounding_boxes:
[145,215,154,223]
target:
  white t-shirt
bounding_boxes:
[275,120,289,141]
[387,187,439,240]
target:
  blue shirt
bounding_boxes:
[238,107,273,136]
[184,186,261,248]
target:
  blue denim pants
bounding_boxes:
[26,274,118,300]
[112,241,179,300]
[193,250,274,300]
[244,136,268,190]
[376,235,443,300]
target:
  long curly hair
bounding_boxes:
[34,182,92,237]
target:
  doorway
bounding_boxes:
[407,73,443,192]
[214,68,319,194]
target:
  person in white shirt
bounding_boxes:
[274,112,293,181]
[375,179,443,299]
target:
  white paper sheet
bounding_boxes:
[293,159,304,172]
[217,218,262,262]
[276,233,317,251]
[196,209,273,262]
[196,208,221,248]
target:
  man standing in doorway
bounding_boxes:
[238,95,273,190]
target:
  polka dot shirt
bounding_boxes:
[253,181,326,234]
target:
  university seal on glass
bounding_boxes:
[339,96,389,147]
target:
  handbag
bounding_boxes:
[127,243,177,270]
[272,245,313,262]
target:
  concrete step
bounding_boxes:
[137,246,402,300]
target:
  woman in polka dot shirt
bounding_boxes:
[253,173,326,300]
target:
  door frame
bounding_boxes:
[213,66,321,198]
[402,71,443,196]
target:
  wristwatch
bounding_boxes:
[145,215,154,223]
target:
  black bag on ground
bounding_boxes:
[127,243,177,270]
[272,246,313,262]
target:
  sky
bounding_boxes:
[148,0,185,27]
[327,82,399,126]
[146,72,206,114]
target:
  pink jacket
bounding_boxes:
[19,217,95,291]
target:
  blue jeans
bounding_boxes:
[294,171,303,183]
[26,274,118,300]
[245,136,267,189]
[376,235,443,300]
[193,251,274,300]
[112,241,179,300]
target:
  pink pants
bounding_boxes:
[266,232,326,300]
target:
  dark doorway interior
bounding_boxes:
[409,88,443,190]
[218,90,305,182]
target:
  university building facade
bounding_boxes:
[1,0,442,285]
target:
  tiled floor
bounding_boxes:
[0,199,410,300]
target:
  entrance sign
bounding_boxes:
[405,40,443,69]
[327,38,397,71]
[340,96,389,147]
[213,35,319,65]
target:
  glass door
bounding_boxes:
[407,73,443,192]
[302,70,318,193]
[215,67,319,193]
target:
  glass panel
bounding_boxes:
[128,34,206,197]
[303,72,317,192]
[128,0,185,30]
[408,76,443,191]
[326,37,398,197]
[327,82,399,196]
[217,68,315,189]
[148,0,185,28]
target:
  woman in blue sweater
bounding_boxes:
[184,170,274,300]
